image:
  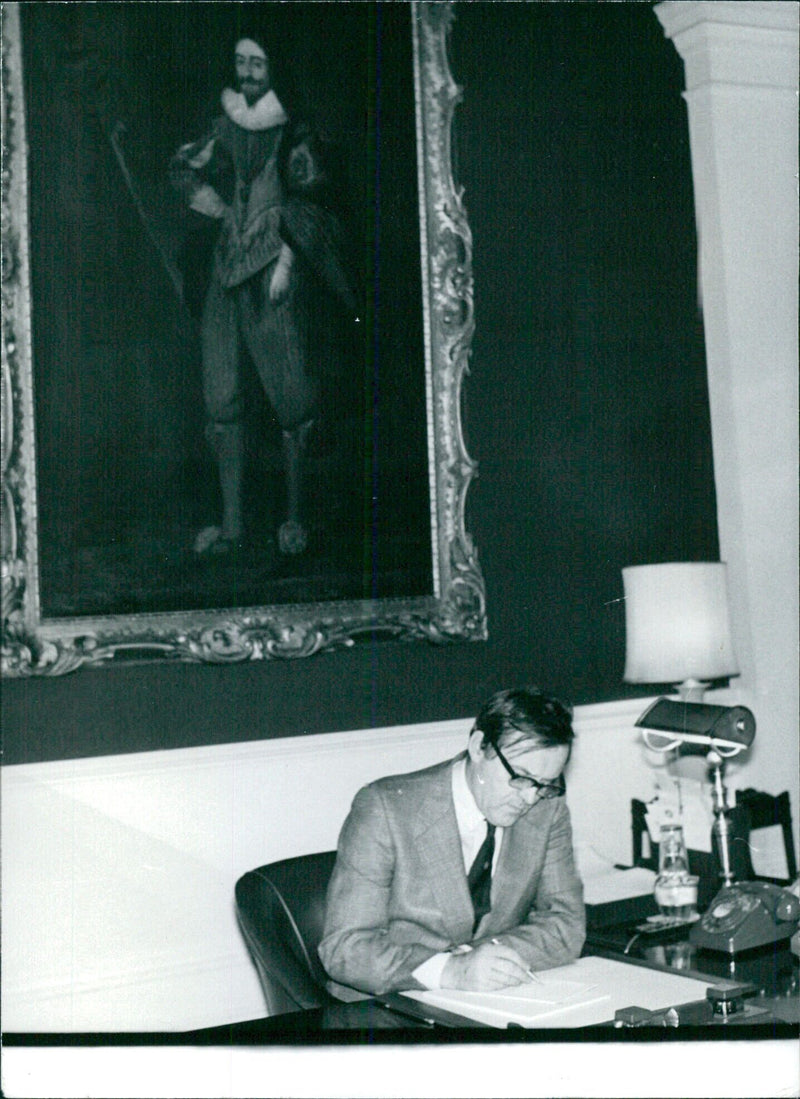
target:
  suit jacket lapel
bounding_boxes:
[484,808,545,933]
[410,757,475,944]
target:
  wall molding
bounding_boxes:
[4,695,653,786]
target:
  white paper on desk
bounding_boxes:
[403,970,610,1027]
[573,843,655,904]
[402,955,715,1029]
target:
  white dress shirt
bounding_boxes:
[411,757,503,988]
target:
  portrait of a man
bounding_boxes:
[170,33,357,560]
[22,2,432,621]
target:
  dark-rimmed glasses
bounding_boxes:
[493,742,566,798]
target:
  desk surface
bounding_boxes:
[184,944,798,1042]
[585,921,799,1022]
[5,939,794,1046]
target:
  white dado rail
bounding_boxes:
[0,695,764,1032]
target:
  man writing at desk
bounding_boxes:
[319,688,585,999]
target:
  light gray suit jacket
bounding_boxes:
[318,754,586,998]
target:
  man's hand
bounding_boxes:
[168,160,206,205]
[269,247,294,305]
[440,941,531,991]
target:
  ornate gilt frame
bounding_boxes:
[1,1,486,675]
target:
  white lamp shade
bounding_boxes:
[623,562,739,684]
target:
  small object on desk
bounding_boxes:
[623,915,700,957]
[638,914,700,932]
[614,1005,657,1027]
[654,824,700,921]
[706,983,757,1018]
[654,873,700,921]
[613,987,770,1028]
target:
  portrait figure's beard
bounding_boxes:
[239,77,269,104]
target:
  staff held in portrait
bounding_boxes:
[318,687,585,998]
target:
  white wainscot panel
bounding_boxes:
[2,719,469,1032]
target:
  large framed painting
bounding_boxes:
[1,1,485,674]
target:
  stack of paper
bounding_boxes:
[402,955,715,1028]
[574,843,655,905]
[403,968,610,1027]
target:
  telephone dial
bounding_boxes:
[689,881,800,954]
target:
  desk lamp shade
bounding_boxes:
[622,562,739,700]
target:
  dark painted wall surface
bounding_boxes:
[2,3,717,764]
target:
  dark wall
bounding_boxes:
[2,2,717,765]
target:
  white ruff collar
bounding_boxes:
[221,88,288,131]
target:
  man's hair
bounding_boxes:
[234,35,269,60]
[473,687,575,753]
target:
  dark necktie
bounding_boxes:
[467,822,496,933]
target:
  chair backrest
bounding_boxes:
[736,788,797,882]
[235,850,338,1016]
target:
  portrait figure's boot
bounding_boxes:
[194,420,245,557]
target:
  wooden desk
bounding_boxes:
[182,944,798,1041]
[5,940,794,1045]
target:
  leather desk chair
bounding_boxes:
[235,851,338,1016]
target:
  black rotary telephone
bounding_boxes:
[690,881,800,953]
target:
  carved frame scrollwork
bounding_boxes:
[1,1,486,675]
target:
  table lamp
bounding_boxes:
[622,562,739,702]
[624,561,749,891]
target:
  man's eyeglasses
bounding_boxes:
[493,742,566,798]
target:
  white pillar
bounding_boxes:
[654,2,798,797]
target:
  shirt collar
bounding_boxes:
[451,755,487,836]
[221,88,288,131]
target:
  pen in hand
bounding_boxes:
[490,938,542,983]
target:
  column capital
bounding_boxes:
[655,1,798,90]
